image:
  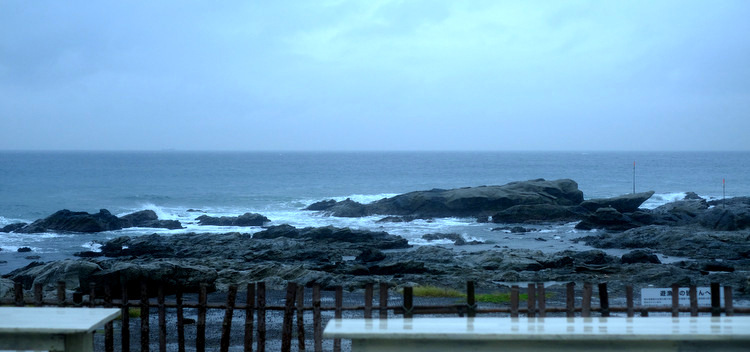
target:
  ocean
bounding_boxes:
[1,151,749,274]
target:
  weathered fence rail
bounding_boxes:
[3,280,749,352]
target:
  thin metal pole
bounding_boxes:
[633,161,636,194]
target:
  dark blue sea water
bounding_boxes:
[1,151,749,273]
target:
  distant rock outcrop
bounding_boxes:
[196,212,270,226]
[12,209,184,234]
[120,210,184,230]
[306,179,585,219]
[16,209,123,233]
[580,191,655,213]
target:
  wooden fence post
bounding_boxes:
[34,283,43,306]
[334,286,343,352]
[244,283,256,352]
[281,282,297,352]
[176,288,185,352]
[312,284,322,352]
[14,282,23,307]
[527,283,536,318]
[57,281,66,307]
[711,282,721,317]
[89,282,97,308]
[598,283,609,317]
[689,285,698,317]
[671,284,679,318]
[364,283,373,319]
[467,281,476,318]
[724,286,734,316]
[104,284,114,352]
[121,278,130,352]
[379,283,388,320]
[537,283,546,318]
[257,282,267,352]
[141,281,150,352]
[158,284,166,352]
[221,285,238,352]
[403,286,413,319]
[626,285,634,318]
[296,284,306,351]
[582,283,592,318]
[566,282,575,318]
[510,285,519,318]
[197,283,208,352]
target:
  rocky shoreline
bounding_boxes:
[1,178,749,302]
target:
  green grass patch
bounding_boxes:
[115,307,142,320]
[399,286,556,305]
[476,292,525,304]
[410,285,465,298]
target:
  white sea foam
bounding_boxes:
[82,241,102,252]
[641,192,688,209]
[139,203,181,221]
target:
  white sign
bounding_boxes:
[641,287,724,307]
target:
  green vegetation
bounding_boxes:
[401,285,555,305]
[409,285,465,298]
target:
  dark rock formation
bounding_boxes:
[306,179,584,219]
[17,247,32,252]
[0,223,26,233]
[304,200,337,211]
[621,250,661,264]
[575,207,644,231]
[253,225,410,250]
[582,225,750,260]
[650,199,709,226]
[698,206,750,231]
[421,233,482,245]
[356,248,386,263]
[17,209,123,233]
[120,210,184,230]
[580,191,655,213]
[491,204,586,223]
[196,212,270,226]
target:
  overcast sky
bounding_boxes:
[1,1,749,151]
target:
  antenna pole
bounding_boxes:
[633,161,636,194]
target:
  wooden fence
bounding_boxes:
[2,280,749,352]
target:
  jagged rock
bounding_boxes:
[82,260,218,298]
[120,210,184,230]
[367,261,429,275]
[17,247,32,252]
[491,204,586,223]
[253,225,410,250]
[17,209,122,233]
[575,207,642,231]
[74,251,104,258]
[621,250,661,264]
[304,200,337,211]
[580,191,655,213]
[582,225,750,260]
[356,248,386,263]
[196,212,269,226]
[684,192,703,200]
[651,199,709,226]
[100,234,175,258]
[306,179,584,218]
[376,216,420,223]
[0,223,27,233]
[3,259,101,290]
[698,207,750,231]
[422,233,482,245]
[0,278,15,300]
